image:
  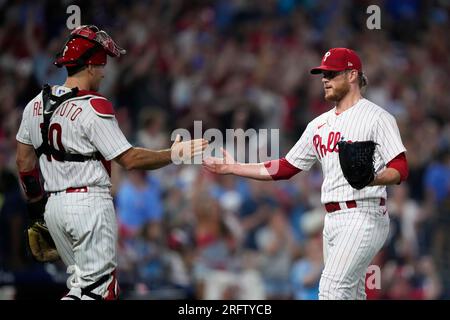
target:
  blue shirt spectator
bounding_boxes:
[116,172,163,231]
[424,150,450,204]
[290,259,321,300]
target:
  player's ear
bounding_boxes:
[348,69,358,83]
[87,65,94,76]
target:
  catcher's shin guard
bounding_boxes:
[81,270,119,300]
[62,287,82,300]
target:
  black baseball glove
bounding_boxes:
[337,140,377,190]
[26,196,60,262]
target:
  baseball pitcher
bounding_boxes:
[203,48,409,300]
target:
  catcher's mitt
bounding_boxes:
[337,140,377,190]
[26,196,60,262]
[27,220,60,262]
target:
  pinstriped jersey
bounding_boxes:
[286,98,406,203]
[16,85,132,192]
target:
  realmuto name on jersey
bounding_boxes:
[33,101,43,116]
[56,101,83,121]
[313,131,342,159]
[32,100,83,121]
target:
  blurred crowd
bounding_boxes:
[1,0,450,300]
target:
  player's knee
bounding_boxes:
[319,284,345,300]
[319,277,357,300]
[319,288,354,300]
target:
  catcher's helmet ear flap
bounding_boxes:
[54,25,126,68]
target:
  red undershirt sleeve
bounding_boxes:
[386,152,409,183]
[264,158,302,181]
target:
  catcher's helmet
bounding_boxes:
[54,25,126,68]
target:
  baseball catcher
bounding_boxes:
[16,24,208,300]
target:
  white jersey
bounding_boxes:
[16,85,132,192]
[286,98,406,204]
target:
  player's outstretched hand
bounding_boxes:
[171,134,208,163]
[202,147,235,175]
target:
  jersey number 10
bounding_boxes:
[40,122,65,162]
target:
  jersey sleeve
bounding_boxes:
[372,112,406,164]
[16,103,33,145]
[285,123,318,171]
[85,112,132,161]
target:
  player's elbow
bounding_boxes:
[16,143,36,172]
[123,162,136,171]
[122,158,137,171]
[387,152,409,184]
[16,154,26,170]
[391,168,402,184]
[115,148,137,171]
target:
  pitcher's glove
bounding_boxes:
[26,196,60,262]
[337,140,377,190]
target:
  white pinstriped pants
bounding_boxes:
[44,191,118,299]
[319,200,390,300]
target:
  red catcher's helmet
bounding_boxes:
[54,25,126,68]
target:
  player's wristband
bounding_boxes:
[19,167,45,199]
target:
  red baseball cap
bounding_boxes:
[310,48,362,74]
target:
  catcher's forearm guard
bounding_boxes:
[19,167,45,199]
